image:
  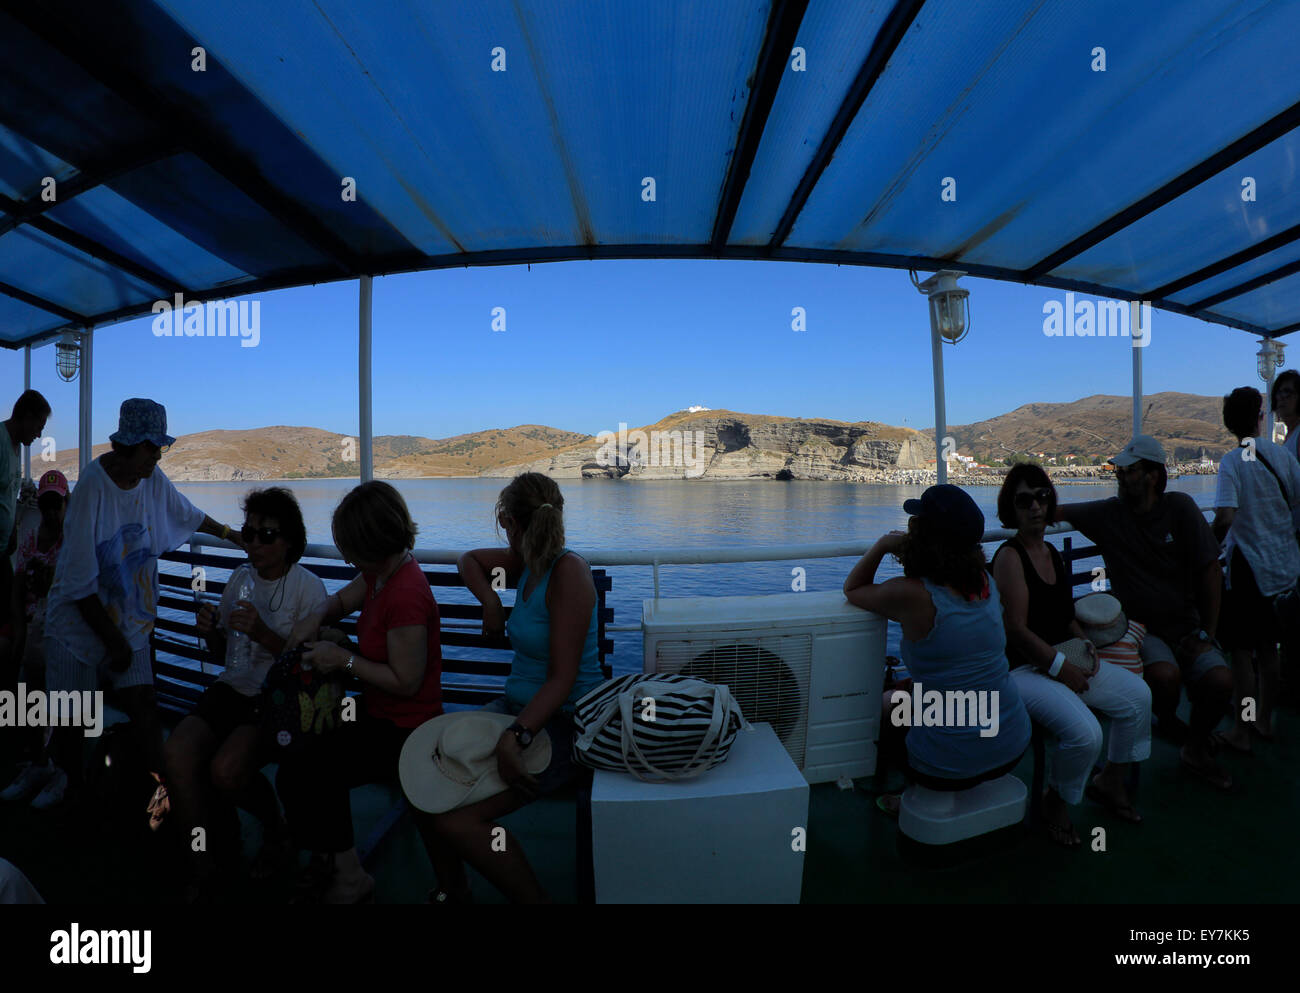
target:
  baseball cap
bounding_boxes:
[1109,434,1166,467]
[902,484,985,546]
[36,469,68,498]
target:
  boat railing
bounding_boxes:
[181,520,1117,636]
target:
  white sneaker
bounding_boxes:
[1,761,54,802]
[30,767,68,810]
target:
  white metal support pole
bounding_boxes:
[359,276,373,483]
[931,321,948,485]
[1130,302,1143,438]
[22,344,31,481]
[78,329,93,477]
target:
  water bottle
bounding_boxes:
[226,565,256,674]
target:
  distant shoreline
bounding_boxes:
[154,465,1217,486]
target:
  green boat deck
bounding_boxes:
[2,693,1294,904]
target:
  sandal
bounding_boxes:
[1085,779,1142,823]
[1210,730,1252,755]
[146,773,170,832]
[427,887,475,905]
[1043,819,1081,848]
[250,831,294,881]
[874,793,901,818]
[290,853,336,904]
[1179,748,1234,793]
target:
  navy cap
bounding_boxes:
[902,484,985,546]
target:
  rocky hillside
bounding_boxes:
[947,392,1238,463]
[483,409,936,481]
[49,424,591,482]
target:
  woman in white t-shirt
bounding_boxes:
[163,488,326,902]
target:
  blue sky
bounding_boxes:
[0,260,1268,455]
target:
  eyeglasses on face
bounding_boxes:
[241,524,283,545]
[1013,488,1052,510]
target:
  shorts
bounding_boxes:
[481,696,585,796]
[193,680,262,741]
[44,635,154,694]
[1219,548,1281,651]
[1140,632,1230,684]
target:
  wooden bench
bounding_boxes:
[149,548,614,714]
[148,546,614,899]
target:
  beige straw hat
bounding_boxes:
[399,711,551,814]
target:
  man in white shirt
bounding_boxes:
[1212,386,1300,754]
[37,399,244,811]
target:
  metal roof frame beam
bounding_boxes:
[6,7,364,278]
[710,0,809,250]
[1146,221,1300,300]
[0,280,87,325]
[1027,99,1300,279]
[1186,254,1300,311]
[767,0,925,250]
[30,241,1287,350]
[0,142,180,239]
[0,193,181,295]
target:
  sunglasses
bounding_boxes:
[241,525,283,545]
[1013,488,1052,510]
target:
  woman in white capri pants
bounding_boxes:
[991,465,1151,847]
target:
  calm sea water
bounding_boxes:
[169,475,1219,673]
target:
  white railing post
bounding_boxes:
[359,276,373,482]
[22,344,31,481]
[1131,301,1143,438]
[931,318,947,484]
[78,329,92,476]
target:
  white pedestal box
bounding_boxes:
[591,723,809,904]
[898,774,1028,845]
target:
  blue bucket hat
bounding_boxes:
[902,484,985,546]
[109,398,175,448]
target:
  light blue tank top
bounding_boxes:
[505,549,603,712]
[898,577,1031,779]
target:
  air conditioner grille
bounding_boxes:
[652,634,812,768]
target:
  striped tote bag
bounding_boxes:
[572,673,750,782]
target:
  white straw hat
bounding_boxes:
[399,712,551,814]
[1075,593,1128,648]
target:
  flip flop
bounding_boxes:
[1210,730,1252,755]
[1085,781,1143,823]
[874,794,901,818]
[1043,819,1081,848]
[1179,752,1234,792]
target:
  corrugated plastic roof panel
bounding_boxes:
[1,0,1298,346]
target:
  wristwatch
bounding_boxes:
[507,722,534,749]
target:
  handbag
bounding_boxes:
[572,673,750,782]
[260,637,348,758]
[1051,637,1098,677]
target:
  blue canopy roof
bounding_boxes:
[2,0,1298,348]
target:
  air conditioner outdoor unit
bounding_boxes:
[642,590,886,784]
